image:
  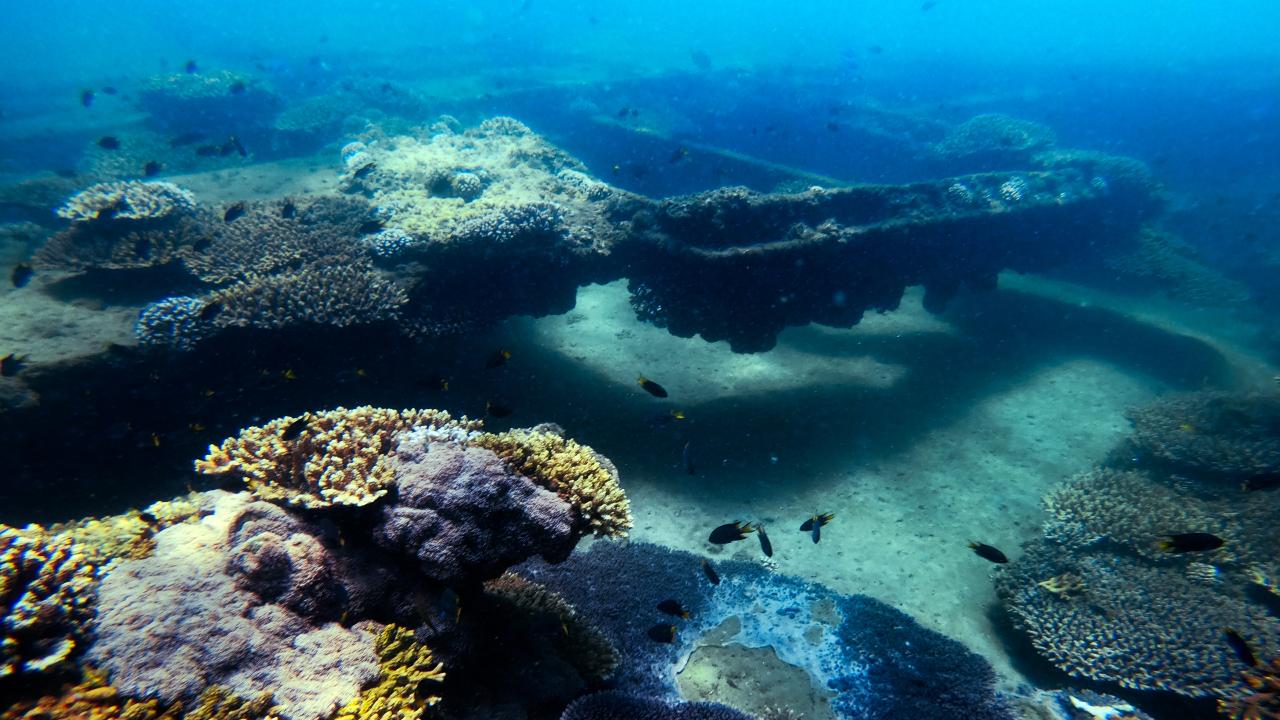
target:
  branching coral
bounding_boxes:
[55,181,196,223]
[210,265,408,330]
[196,407,477,509]
[1104,226,1250,306]
[135,296,220,350]
[1127,392,1280,480]
[0,666,181,720]
[333,625,445,720]
[0,525,97,679]
[1219,658,1280,720]
[484,573,619,683]
[473,427,632,537]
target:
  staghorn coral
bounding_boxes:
[474,427,632,537]
[332,625,445,720]
[210,264,407,330]
[89,492,381,720]
[56,181,196,223]
[374,435,578,584]
[1219,658,1280,720]
[0,525,97,679]
[996,540,1280,699]
[1126,391,1280,481]
[484,573,619,683]
[196,407,477,509]
[181,196,375,285]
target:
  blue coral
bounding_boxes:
[520,541,1011,720]
[134,295,217,350]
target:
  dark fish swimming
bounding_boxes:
[281,199,297,219]
[637,375,668,398]
[1225,628,1258,667]
[800,513,835,544]
[683,441,696,475]
[709,521,754,545]
[226,135,247,157]
[101,86,118,95]
[184,59,199,73]
[281,417,308,441]
[484,349,512,369]
[668,147,690,164]
[1242,475,1280,492]
[757,525,773,557]
[1157,532,1224,553]
[97,136,120,150]
[701,559,720,585]
[0,353,27,377]
[198,302,223,322]
[968,541,1009,564]
[11,264,34,288]
[646,623,677,643]
[80,89,94,107]
[229,81,246,95]
[656,599,689,619]
[353,161,377,180]
[143,161,162,177]
[357,220,384,234]
[486,401,514,418]
[223,202,246,223]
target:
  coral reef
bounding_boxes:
[560,692,755,720]
[333,625,445,720]
[0,666,181,720]
[196,407,476,509]
[1125,391,1280,481]
[135,296,219,350]
[931,113,1057,167]
[0,526,97,680]
[484,573,619,683]
[1104,226,1250,305]
[520,540,1012,720]
[474,427,632,537]
[374,436,578,584]
[138,70,280,133]
[88,492,382,720]
[210,264,408,330]
[55,181,196,223]
[1218,658,1280,720]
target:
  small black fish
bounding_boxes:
[668,147,690,164]
[637,375,668,398]
[646,623,677,643]
[170,132,206,147]
[138,511,158,524]
[800,513,835,544]
[0,353,27,377]
[281,199,297,219]
[352,161,377,180]
[656,599,689,619]
[195,144,222,157]
[757,525,773,557]
[184,59,199,73]
[101,86,118,95]
[229,81,246,95]
[192,237,213,252]
[826,122,840,132]
[223,202,246,223]
[357,220,384,234]
[617,106,631,118]
[281,417,308,441]
[1225,628,1258,667]
[968,541,1008,564]
[709,521,754,545]
[1157,532,1224,553]
[1243,475,1280,492]
[80,89,95,107]
[484,349,511,369]
[683,441,696,476]
[198,302,223,321]
[143,161,162,177]
[226,135,247,157]
[97,136,120,150]
[486,401,513,418]
[701,559,720,585]
[11,264,34,288]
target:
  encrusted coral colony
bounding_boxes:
[995,390,1280,711]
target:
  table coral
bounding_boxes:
[55,181,196,223]
[474,427,632,537]
[333,625,445,720]
[0,525,97,680]
[196,407,477,509]
[210,264,408,330]
[1126,391,1280,481]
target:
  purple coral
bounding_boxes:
[373,434,577,585]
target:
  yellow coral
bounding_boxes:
[1036,573,1084,598]
[334,625,445,720]
[182,686,278,720]
[1,526,98,678]
[0,666,180,720]
[196,407,480,509]
[473,429,632,537]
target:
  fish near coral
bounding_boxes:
[968,541,1008,564]
[709,521,754,545]
[1156,532,1224,554]
[485,348,512,369]
[0,353,27,377]
[223,202,246,223]
[701,559,720,585]
[657,599,689,619]
[637,375,668,398]
[800,513,834,544]
[97,136,120,150]
[1225,628,1258,667]
[11,263,34,288]
[647,623,677,643]
[757,525,773,557]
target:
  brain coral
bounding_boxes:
[474,427,632,537]
[0,525,98,679]
[196,407,480,509]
